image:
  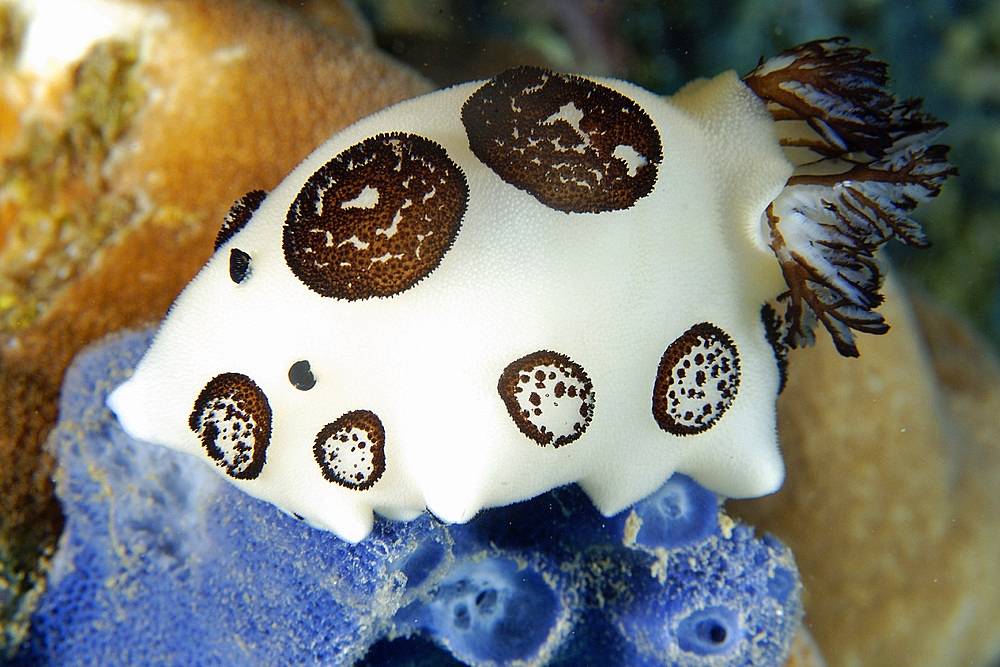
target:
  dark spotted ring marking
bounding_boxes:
[462,66,662,214]
[189,373,271,480]
[283,132,468,300]
[313,410,386,490]
[652,323,740,436]
[498,350,595,447]
[216,189,266,250]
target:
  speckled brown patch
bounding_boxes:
[498,350,595,447]
[283,132,467,300]
[229,248,251,284]
[189,373,271,480]
[652,323,740,436]
[215,190,266,250]
[313,410,386,490]
[462,66,661,213]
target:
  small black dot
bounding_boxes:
[229,248,251,283]
[288,360,316,390]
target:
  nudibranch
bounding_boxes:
[108,38,954,542]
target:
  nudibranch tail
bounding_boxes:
[744,37,957,356]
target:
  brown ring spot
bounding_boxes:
[498,350,595,447]
[462,66,662,213]
[652,323,740,436]
[189,373,271,480]
[283,133,468,300]
[216,190,267,250]
[313,410,386,490]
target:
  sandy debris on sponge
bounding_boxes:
[785,627,827,667]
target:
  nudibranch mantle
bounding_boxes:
[109,40,954,542]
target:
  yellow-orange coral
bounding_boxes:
[119,0,430,223]
[0,0,429,652]
[730,279,1000,666]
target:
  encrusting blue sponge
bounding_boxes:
[613,472,721,552]
[612,522,801,666]
[15,329,447,665]
[12,330,803,666]
[606,475,801,665]
[396,556,569,665]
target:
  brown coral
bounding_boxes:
[0,0,429,652]
[729,278,1000,666]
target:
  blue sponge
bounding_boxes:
[13,330,803,666]
[612,521,801,666]
[14,330,445,665]
[398,555,569,666]
[675,606,741,655]
[611,473,720,552]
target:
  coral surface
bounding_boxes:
[13,329,802,666]
[0,0,429,650]
[730,279,1000,665]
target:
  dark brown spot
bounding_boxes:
[288,360,316,391]
[462,66,662,213]
[283,133,468,300]
[313,410,386,491]
[216,190,267,250]
[651,323,741,436]
[229,248,251,284]
[189,373,271,480]
[760,303,790,393]
[498,350,595,447]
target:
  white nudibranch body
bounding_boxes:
[108,39,954,542]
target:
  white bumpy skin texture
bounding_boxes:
[108,38,954,542]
